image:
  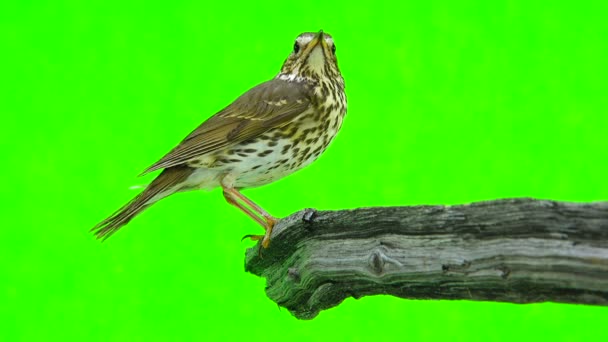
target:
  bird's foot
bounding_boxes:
[260,216,277,248]
[241,234,270,257]
[241,234,264,242]
[241,215,276,249]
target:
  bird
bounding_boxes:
[91,30,347,248]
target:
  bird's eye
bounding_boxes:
[293,42,300,54]
[331,44,336,55]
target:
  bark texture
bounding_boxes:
[244,198,608,319]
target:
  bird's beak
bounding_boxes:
[305,30,328,55]
[316,30,325,42]
[315,30,328,51]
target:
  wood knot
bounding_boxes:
[442,260,471,274]
[498,265,511,279]
[367,246,403,276]
[369,250,386,275]
[302,208,317,223]
[288,267,301,283]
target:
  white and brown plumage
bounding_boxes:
[92,31,346,248]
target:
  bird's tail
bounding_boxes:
[91,165,194,240]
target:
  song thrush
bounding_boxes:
[92,30,347,248]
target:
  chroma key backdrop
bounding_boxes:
[1,1,607,341]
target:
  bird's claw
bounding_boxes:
[241,234,263,242]
[241,233,271,246]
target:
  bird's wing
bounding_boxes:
[141,78,312,175]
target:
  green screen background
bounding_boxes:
[2,1,607,341]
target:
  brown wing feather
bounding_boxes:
[92,165,194,240]
[141,78,311,175]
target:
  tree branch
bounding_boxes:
[244,198,608,319]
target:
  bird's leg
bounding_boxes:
[222,187,277,248]
[222,189,268,228]
[225,188,275,221]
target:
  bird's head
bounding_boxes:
[278,31,342,82]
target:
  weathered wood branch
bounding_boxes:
[244,198,608,319]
